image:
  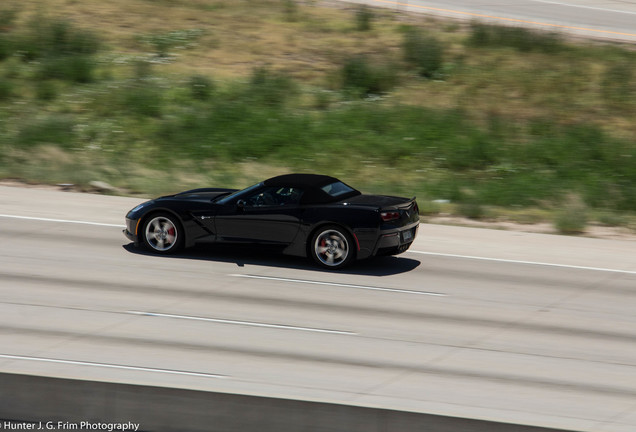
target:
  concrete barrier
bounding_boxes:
[0,373,574,432]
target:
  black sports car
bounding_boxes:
[124,174,419,269]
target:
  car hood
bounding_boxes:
[126,188,237,220]
[166,188,237,202]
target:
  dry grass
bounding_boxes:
[7,0,403,83]
[5,0,635,134]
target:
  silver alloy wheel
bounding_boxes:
[144,216,178,252]
[314,229,349,267]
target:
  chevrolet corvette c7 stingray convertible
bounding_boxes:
[124,174,419,269]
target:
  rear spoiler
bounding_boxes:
[382,197,417,211]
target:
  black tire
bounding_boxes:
[310,225,355,270]
[141,212,184,254]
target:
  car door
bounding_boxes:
[214,186,303,244]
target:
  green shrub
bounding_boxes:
[341,55,396,95]
[601,61,634,108]
[17,17,100,61]
[35,80,57,101]
[249,67,296,106]
[402,27,443,78]
[0,8,16,59]
[17,116,76,148]
[355,5,373,31]
[189,74,214,100]
[5,17,102,83]
[46,19,100,56]
[133,60,153,79]
[458,200,486,220]
[554,195,588,234]
[124,84,164,117]
[38,55,96,83]
[439,133,496,170]
[313,90,334,110]
[467,22,564,53]
[0,34,13,61]
[0,7,17,32]
[283,0,299,22]
[0,78,13,100]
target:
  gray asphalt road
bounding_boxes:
[338,0,636,42]
[1,185,636,431]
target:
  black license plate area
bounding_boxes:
[401,228,413,243]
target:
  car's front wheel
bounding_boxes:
[142,213,183,254]
[310,225,354,270]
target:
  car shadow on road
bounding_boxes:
[122,243,420,277]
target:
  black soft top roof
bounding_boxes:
[264,174,339,188]
[263,174,360,204]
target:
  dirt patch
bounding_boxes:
[0,179,72,191]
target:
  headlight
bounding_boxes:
[127,201,153,218]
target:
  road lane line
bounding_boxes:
[364,0,636,38]
[530,0,636,16]
[0,353,226,378]
[127,311,357,335]
[0,214,123,228]
[231,274,446,296]
[409,250,636,275]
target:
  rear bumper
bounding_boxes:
[374,222,419,255]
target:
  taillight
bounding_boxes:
[381,211,400,222]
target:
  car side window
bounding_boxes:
[275,187,303,205]
[245,187,303,207]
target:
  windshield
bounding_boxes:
[214,182,263,204]
[321,181,355,197]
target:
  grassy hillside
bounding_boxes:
[1,0,635,231]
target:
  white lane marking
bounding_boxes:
[529,0,636,16]
[127,310,356,335]
[409,251,636,275]
[0,214,124,228]
[231,274,446,296]
[0,353,226,378]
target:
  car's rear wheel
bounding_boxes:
[310,225,354,269]
[142,213,183,254]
